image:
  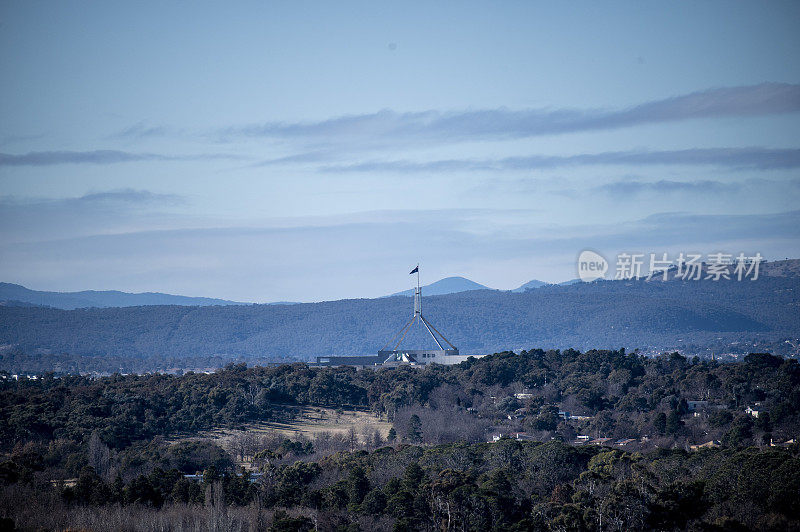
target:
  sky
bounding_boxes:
[1,1,799,302]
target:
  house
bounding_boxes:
[745,406,761,418]
[687,400,709,411]
[514,392,534,400]
[590,437,612,446]
[614,438,636,446]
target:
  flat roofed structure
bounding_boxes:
[314,355,382,367]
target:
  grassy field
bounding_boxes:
[231,406,389,438]
[170,406,393,466]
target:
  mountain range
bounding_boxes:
[3,258,796,310]
[1,259,798,372]
[1,276,567,310]
[0,282,245,310]
[386,276,583,297]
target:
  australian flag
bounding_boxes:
[409,266,419,274]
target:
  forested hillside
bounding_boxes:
[1,275,798,371]
[1,350,799,530]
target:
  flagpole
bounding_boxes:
[417,264,420,315]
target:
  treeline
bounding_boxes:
[2,350,799,451]
[0,350,274,376]
[1,274,798,366]
[2,440,799,530]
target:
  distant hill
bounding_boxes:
[1,262,798,370]
[391,276,490,296]
[512,279,549,292]
[0,299,46,308]
[0,282,245,310]
[512,279,580,292]
[639,258,798,282]
[755,258,800,278]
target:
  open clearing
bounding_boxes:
[169,406,392,447]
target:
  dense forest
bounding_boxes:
[1,349,799,530]
[1,272,799,373]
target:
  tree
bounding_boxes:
[124,474,161,507]
[406,415,422,443]
[755,411,772,433]
[347,466,370,506]
[275,461,322,507]
[70,466,112,505]
[723,416,753,448]
[87,431,112,481]
[362,488,387,514]
[666,411,682,435]
[170,477,203,504]
[269,510,314,532]
[654,412,667,435]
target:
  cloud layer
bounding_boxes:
[231,83,800,143]
[322,147,800,173]
[0,190,187,245]
[0,150,240,166]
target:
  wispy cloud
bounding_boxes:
[252,151,333,167]
[595,179,741,196]
[228,83,800,143]
[0,150,241,167]
[110,122,170,140]
[321,147,800,173]
[74,189,184,206]
[0,189,184,208]
[0,190,187,245]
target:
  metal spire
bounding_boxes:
[380,265,458,354]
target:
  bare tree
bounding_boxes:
[87,431,113,482]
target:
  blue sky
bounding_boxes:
[1,1,799,302]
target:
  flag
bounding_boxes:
[409,266,418,274]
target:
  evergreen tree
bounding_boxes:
[406,415,422,443]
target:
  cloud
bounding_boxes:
[321,147,800,173]
[0,150,241,167]
[228,83,800,143]
[110,122,170,140]
[0,189,183,208]
[73,189,184,206]
[252,151,333,167]
[595,179,741,196]
[0,190,187,245]
[632,210,800,246]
